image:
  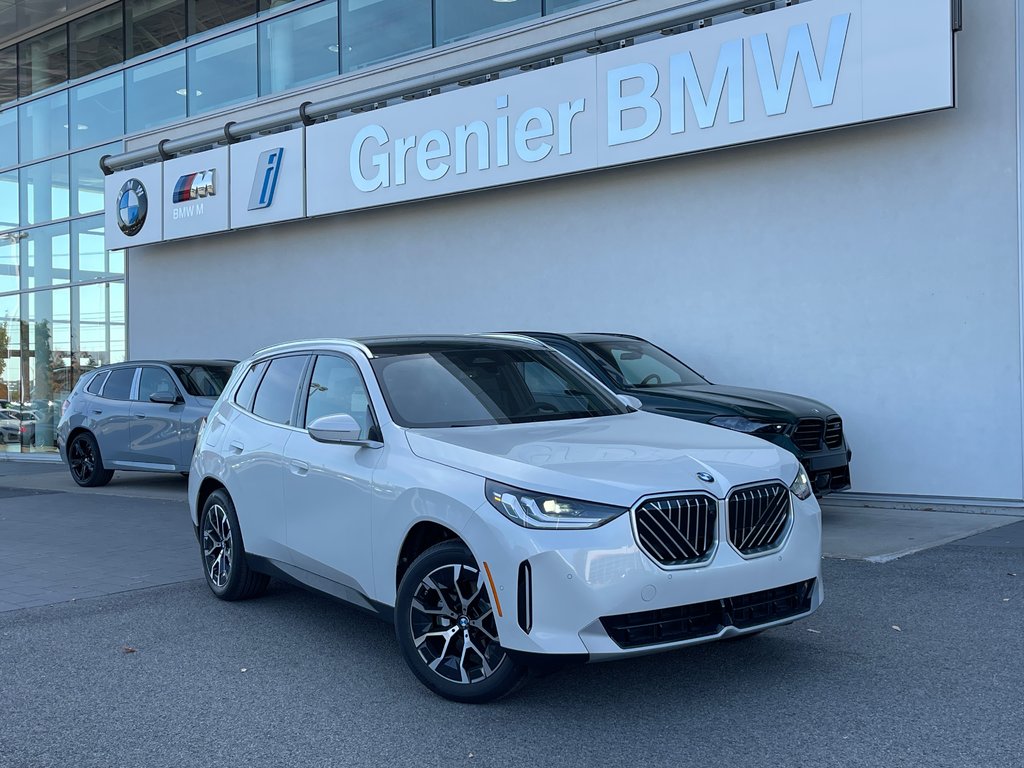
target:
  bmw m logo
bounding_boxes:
[116,178,148,236]
[172,169,216,203]
[697,472,715,483]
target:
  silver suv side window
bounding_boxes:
[303,355,373,439]
[138,367,180,402]
[101,367,136,400]
[252,355,308,426]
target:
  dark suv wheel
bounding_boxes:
[395,542,526,703]
[67,432,114,488]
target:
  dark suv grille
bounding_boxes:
[728,483,791,555]
[600,579,816,648]
[634,494,717,566]
[824,416,843,449]
[792,418,824,451]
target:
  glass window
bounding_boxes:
[435,0,541,45]
[77,281,127,371]
[70,6,125,79]
[18,27,68,97]
[187,28,257,116]
[304,354,372,437]
[86,370,109,394]
[544,0,594,13]
[0,233,17,293]
[21,223,70,290]
[0,294,18,410]
[171,363,235,397]
[70,74,125,150]
[581,340,709,388]
[259,1,338,95]
[190,0,257,34]
[73,216,124,282]
[126,52,186,133]
[259,0,301,11]
[101,366,135,400]
[138,366,179,401]
[341,0,430,73]
[234,360,267,410]
[20,157,70,227]
[252,354,306,424]
[548,341,597,375]
[0,169,17,233]
[127,0,186,58]
[0,108,16,169]
[0,47,16,106]
[71,144,120,217]
[22,287,72,449]
[19,91,69,163]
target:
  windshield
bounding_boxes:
[581,340,708,389]
[171,363,236,398]
[370,347,627,428]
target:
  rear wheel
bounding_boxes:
[395,542,526,703]
[67,432,114,487]
[200,489,269,601]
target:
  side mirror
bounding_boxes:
[150,391,181,405]
[617,394,643,412]
[308,413,381,448]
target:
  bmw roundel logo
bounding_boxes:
[116,178,148,237]
[697,472,715,483]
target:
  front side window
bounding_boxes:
[581,340,708,389]
[172,363,235,397]
[304,355,373,438]
[102,367,136,400]
[138,367,179,401]
[251,355,307,425]
[371,346,625,429]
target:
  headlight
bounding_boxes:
[789,467,812,500]
[708,416,788,435]
[485,480,625,530]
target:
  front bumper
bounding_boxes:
[461,491,822,660]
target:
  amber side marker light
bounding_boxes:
[482,561,503,618]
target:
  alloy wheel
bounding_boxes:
[69,437,96,483]
[203,504,233,589]
[410,563,505,685]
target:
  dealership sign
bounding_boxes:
[105,0,954,249]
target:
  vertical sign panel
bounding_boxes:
[230,130,306,229]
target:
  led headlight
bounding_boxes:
[789,467,812,501]
[708,416,788,435]
[485,480,625,530]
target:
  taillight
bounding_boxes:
[20,425,26,434]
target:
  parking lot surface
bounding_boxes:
[1,462,1022,767]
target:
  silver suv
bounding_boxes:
[57,360,237,487]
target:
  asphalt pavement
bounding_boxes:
[1,461,1022,767]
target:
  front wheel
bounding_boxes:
[395,542,526,703]
[67,432,114,487]
[200,489,269,601]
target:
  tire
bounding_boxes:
[395,541,526,703]
[67,432,114,488]
[199,489,269,601]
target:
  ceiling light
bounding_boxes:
[327,44,339,53]
[176,88,203,97]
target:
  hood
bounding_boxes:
[404,410,798,508]
[638,384,836,422]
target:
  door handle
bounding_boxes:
[91,409,102,415]
[290,460,309,476]
[229,441,244,454]
[135,414,146,419]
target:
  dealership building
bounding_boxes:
[2,0,1021,511]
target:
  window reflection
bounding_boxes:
[341,0,431,73]
[0,108,15,169]
[20,157,70,227]
[190,0,258,34]
[18,27,69,97]
[21,223,71,290]
[73,216,124,282]
[0,170,17,233]
[69,74,125,149]
[126,52,186,133]
[70,6,125,79]
[544,0,595,13]
[0,47,16,106]
[259,1,338,95]
[72,144,121,217]
[19,91,69,163]
[127,0,187,59]
[188,28,257,116]
[0,237,17,294]
[435,0,542,45]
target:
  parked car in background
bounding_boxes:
[57,359,238,487]
[0,409,36,446]
[190,335,822,703]
[512,332,852,496]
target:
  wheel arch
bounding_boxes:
[196,476,228,520]
[396,520,467,589]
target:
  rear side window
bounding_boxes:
[101,367,136,400]
[252,356,307,425]
[234,361,268,411]
[86,371,109,394]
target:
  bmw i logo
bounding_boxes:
[697,472,715,483]
[116,178,148,236]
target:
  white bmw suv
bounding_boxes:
[189,335,823,702]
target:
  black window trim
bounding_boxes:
[298,350,383,443]
[232,358,269,413]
